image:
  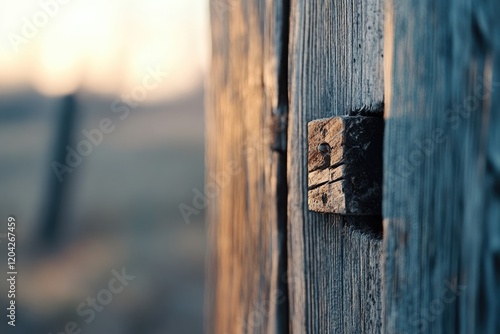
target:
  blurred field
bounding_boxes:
[0,86,206,334]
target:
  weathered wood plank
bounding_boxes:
[307,116,384,215]
[287,0,385,332]
[383,0,500,333]
[206,0,290,333]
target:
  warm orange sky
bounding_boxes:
[0,0,209,101]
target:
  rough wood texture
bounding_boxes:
[206,0,290,333]
[308,116,384,215]
[287,0,385,332]
[383,0,500,333]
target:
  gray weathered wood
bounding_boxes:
[207,0,500,332]
[287,0,385,332]
[383,0,500,333]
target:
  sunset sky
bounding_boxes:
[0,0,209,101]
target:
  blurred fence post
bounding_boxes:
[39,93,78,248]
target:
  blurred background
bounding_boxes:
[0,1,209,333]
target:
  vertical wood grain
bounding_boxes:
[206,0,290,333]
[383,0,500,333]
[287,0,385,332]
